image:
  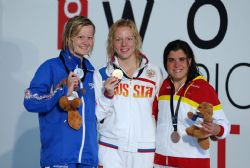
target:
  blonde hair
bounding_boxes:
[107,19,142,62]
[62,16,95,52]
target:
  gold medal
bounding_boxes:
[112,69,123,80]
[171,131,180,143]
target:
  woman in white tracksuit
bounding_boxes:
[94,19,162,168]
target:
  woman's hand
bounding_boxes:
[201,121,221,137]
[67,72,80,96]
[103,76,120,98]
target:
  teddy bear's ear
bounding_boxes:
[204,102,213,111]
[55,81,62,89]
[208,103,213,108]
[55,79,68,89]
[199,102,213,109]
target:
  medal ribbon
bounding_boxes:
[170,81,188,132]
[59,54,88,82]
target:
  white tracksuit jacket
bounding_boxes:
[94,55,162,152]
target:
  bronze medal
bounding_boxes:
[171,131,180,143]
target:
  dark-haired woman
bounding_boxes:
[154,39,230,168]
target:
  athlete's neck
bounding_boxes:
[118,56,140,78]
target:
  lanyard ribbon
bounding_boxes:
[59,54,88,82]
[170,82,188,132]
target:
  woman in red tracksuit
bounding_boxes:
[154,39,230,168]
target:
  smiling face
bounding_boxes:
[71,25,94,57]
[166,49,192,84]
[113,26,136,60]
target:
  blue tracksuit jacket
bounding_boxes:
[23,49,98,167]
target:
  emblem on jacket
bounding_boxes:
[146,69,156,78]
[89,82,94,89]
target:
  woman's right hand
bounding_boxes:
[103,76,120,98]
[67,72,79,96]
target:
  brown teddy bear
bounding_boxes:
[185,102,213,150]
[56,79,82,130]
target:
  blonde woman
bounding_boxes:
[24,16,98,168]
[94,19,162,168]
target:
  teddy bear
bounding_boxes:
[56,79,82,130]
[185,102,213,150]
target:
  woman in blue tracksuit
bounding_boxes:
[23,16,98,168]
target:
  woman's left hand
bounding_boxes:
[201,122,221,137]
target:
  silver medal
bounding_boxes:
[74,65,84,79]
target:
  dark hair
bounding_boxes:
[163,39,200,82]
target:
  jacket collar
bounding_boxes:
[60,49,94,72]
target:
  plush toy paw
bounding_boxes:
[198,138,210,150]
[59,96,71,111]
